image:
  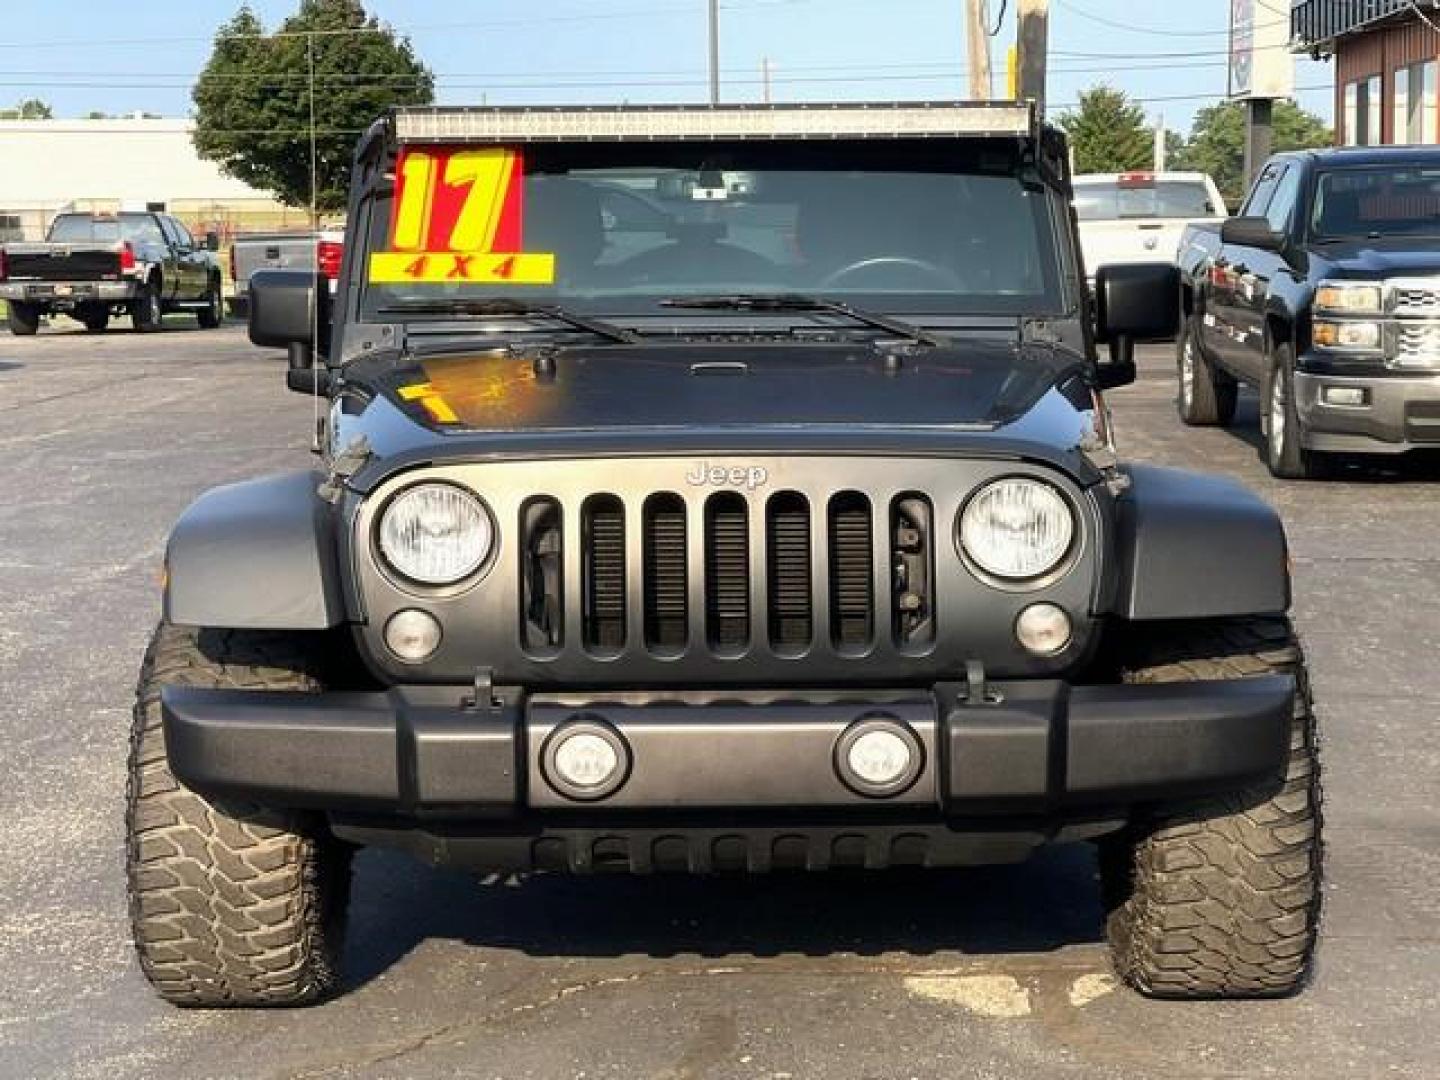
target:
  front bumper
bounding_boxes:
[163,677,1292,828]
[1295,367,1440,452]
[0,280,139,304]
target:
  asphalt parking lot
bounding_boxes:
[1,318,1437,1079]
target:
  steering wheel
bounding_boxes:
[818,256,964,291]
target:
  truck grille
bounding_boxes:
[1390,284,1440,318]
[521,488,936,661]
[1395,323,1440,368]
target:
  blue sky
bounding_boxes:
[0,0,1335,137]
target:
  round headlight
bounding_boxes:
[377,483,493,586]
[960,478,1075,581]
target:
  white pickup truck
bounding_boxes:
[1072,171,1226,285]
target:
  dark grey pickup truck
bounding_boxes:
[0,211,224,334]
[1177,146,1440,477]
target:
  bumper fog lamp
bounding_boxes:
[543,720,630,800]
[383,609,442,662]
[835,717,923,797]
[1321,386,1369,407]
[1015,602,1072,656]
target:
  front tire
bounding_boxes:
[1263,343,1329,479]
[1176,316,1237,426]
[131,281,162,333]
[197,277,223,329]
[127,622,351,1007]
[80,304,110,333]
[6,301,40,336]
[1100,615,1323,999]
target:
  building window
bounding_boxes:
[1346,76,1385,145]
[1395,61,1438,144]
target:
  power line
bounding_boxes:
[1053,0,1291,38]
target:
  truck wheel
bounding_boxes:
[132,282,163,333]
[6,301,40,336]
[197,277,223,329]
[1263,343,1329,479]
[80,305,110,333]
[1099,615,1322,999]
[1176,317,1236,426]
[127,622,351,1007]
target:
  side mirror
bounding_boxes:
[1220,215,1282,251]
[204,231,221,252]
[1093,262,1180,390]
[248,269,332,391]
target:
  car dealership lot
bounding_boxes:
[0,324,1437,1079]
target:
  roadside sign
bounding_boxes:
[1229,0,1295,100]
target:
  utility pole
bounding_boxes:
[761,56,772,104]
[1244,98,1273,187]
[1016,0,1048,115]
[708,0,720,105]
[1154,114,1166,171]
[965,0,992,100]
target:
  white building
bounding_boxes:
[0,117,303,240]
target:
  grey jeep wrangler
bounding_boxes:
[128,103,1321,1007]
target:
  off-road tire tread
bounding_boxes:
[126,622,351,1007]
[1103,615,1322,999]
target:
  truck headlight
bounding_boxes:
[1313,319,1381,350]
[959,478,1076,582]
[1315,282,1382,313]
[377,482,494,586]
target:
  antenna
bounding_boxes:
[307,30,322,452]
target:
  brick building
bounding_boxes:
[1293,0,1440,145]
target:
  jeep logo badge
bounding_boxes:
[685,461,769,491]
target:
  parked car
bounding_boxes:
[1177,146,1440,478]
[127,102,1321,1008]
[228,225,343,315]
[0,210,224,334]
[1073,171,1226,285]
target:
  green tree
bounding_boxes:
[193,1,433,212]
[0,98,53,119]
[1059,85,1153,174]
[1173,100,1332,207]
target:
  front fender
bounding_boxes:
[1111,464,1289,620]
[164,471,344,629]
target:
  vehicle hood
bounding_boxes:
[1314,239,1440,278]
[337,340,1106,489]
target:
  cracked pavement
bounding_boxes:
[1,324,1437,1079]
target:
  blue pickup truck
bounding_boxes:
[1177,146,1440,478]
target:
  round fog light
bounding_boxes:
[542,719,630,800]
[1015,602,1072,656]
[835,716,923,797]
[383,609,442,662]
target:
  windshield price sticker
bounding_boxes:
[368,145,555,285]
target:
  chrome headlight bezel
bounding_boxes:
[1314,280,1383,314]
[957,476,1080,588]
[374,481,496,589]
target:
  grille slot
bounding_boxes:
[643,494,688,651]
[705,494,750,651]
[890,495,934,649]
[520,498,564,651]
[582,496,626,650]
[828,493,874,649]
[766,492,812,650]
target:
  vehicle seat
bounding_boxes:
[525,178,605,284]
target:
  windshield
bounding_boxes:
[1313,166,1440,238]
[48,213,163,244]
[1072,179,1219,221]
[359,140,1064,321]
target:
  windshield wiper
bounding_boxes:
[376,298,639,344]
[659,293,946,347]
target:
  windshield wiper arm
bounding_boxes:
[375,298,639,344]
[659,293,946,347]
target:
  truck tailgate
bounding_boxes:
[1078,219,1191,275]
[3,243,123,282]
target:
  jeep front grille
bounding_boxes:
[521,488,931,661]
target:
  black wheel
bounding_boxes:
[1262,343,1330,479]
[197,277,223,329]
[127,622,352,1007]
[80,305,110,333]
[1176,315,1237,426]
[132,281,163,333]
[1099,615,1323,999]
[6,301,40,336]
